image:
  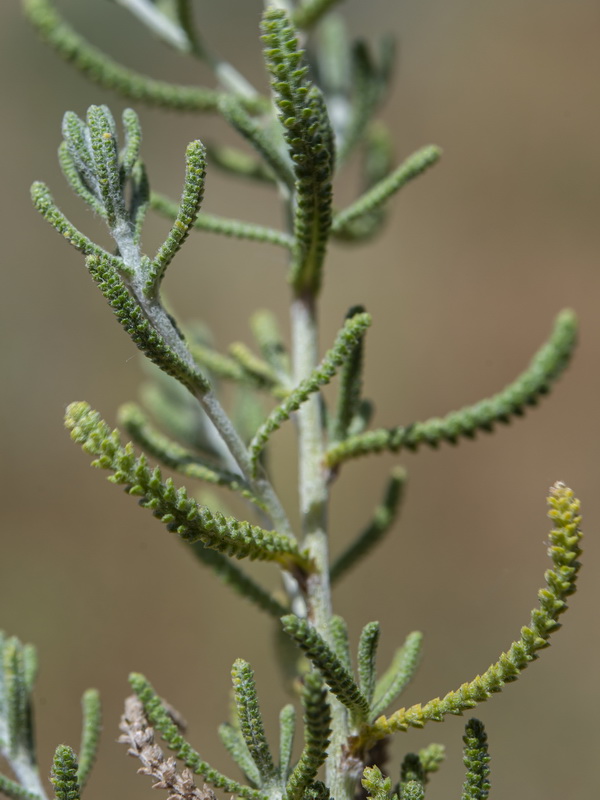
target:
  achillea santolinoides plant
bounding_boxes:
[3,1,582,799]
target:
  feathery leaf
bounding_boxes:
[23,0,267,113]
[292,0,346,29]
[85,104,124,229]
[77,689,101,790]
[326,310,578,468]
[120,694,218,800]
[278,705,296,782]
[281,616,369,721]
[261,8,334,294]
[370,632,423,721]
[0,774,41,800]
[357,622,380,708]
[188,541,288,619]
[231,660,277,786]
[461,719,490,800]
[285,673,331,800]
[118,403,261,504]
[249,312,371,469]
[30,182,118,264]
[218,723,261,787]
[400,754,425,789]
[145,141,207,297]
[205,143,277,183]
[228,343,280,393]
[332,123,394,242]
[417,743,446,782]
[21,648,37,698]
[186,340,282,395]
[332,145,441,236]
[50,746,80,800]
[336,40,396,167]
[250,310,292,387]
[65,402,308,570]
[2,639,34,760]
[151,193,294,249]
[330,467,407,584]
[361,765,393,800]
[331,305,368,444]
[399,782,424,800]
[85,254,210,395]
[219,96,295,189]
[129,673,262,798]
[358,482,582,745]
[0,636,45,800]
[329,616,352,674]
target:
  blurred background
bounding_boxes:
[1,1,599,798]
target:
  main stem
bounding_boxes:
[291,291,352,800]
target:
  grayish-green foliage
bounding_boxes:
[5,1,584,800]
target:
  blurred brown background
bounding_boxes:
[1,1,599,798]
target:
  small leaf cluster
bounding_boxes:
[124,667,330,800]
[0,634,100,800]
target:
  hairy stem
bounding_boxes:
[291,293,352,800]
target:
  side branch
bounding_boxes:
[23,0,266,113]
[65,402,310,571]
[326,310,577,468]
[354,482,582,749]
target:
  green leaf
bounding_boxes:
[361,765,393,800]
[218,722,261,787]
[118,403,261,504]
[358,482,583,744]
[336,40,396,167]
[50,745,80,800]
[261,8,334,294]
[326,310,578,468]
[329,616,352,673]
[151,193,294,249]
[30,182,119,265]
[0,774,42,800]
[281,615,369,721]
[85,104,124,229]
[84,254,210,395]
[2,639,34,759]
[330,305,368,444]
[330,467,407,584]
[399,753,425,790]
[357,622,380,708]
[285,673,331,800]
[129,673,262,798]
[218,95,295,189]
[228,343,280,393]
[76,689,101,789]
[332,122,394,242]
[249,312,371,469]
[461,719,490,800]
[292,0,346,29]
[144,140,207,297]
[370,631,423,721]
[65,402,309,570]
[417,743,446,783]
[231,660,277,786]
[332,145,441,236]
[205,143,277,183]
[399,782,424,800]
[0,635,45,800]
[250,310,292,386]
[23,0,267,113]
[277,704,296,781]
[188,541,288,619]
